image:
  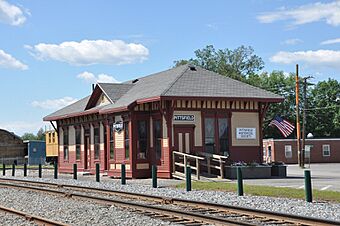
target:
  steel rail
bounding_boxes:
[0,177,340,226]
[0,204,70,226]
[0,181,251,226]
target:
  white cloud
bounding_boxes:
[270,50,340,69]
[0,49,28,70]
[31,97,78,110]
[77,71,119,83]
[257,1,340,26]
[0,0,27,26]
[320,38,340,45]
[281,38,303,45]
[0,121,46,136]
[26,39,149,66]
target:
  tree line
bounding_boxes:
[174,45,340,138]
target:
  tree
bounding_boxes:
[21,133,37,141]
[247,71,297,138]
[36,128,45,141]
[308,79,340,137]
[174,45,264,80]
[21,127,46,141]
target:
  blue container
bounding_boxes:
[24,140,46,165]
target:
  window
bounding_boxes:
[137,120,148,159]
[94,127,100,159]
[124,121,130,159]
[204,118,215,153]
[110,123,114,159]
[322,144,330,157]
[52,133,55,143]
[285,145,292,158]
[48,133,52,143]
[63,127,69,161]
[218,118,228,156]
[154,120,162,160]
[305,145,312,158]
[75,127,81,160]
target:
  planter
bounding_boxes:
[224,166,272,179]
[271,165,287,178]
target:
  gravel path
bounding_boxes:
[1,169,340,224]
[0,186,178,226]
[0,211,36,226]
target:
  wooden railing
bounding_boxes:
[199,152,229,179]
[172,151,204,180]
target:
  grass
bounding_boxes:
[176,181,340,203]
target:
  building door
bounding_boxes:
[174,126,194,154]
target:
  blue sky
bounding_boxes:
[0,0,339,135]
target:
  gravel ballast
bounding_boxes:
[1,169,340,224]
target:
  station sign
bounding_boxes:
[113,121,123,133]
[174,115,195,122]
[236,128,256,139]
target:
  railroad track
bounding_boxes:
[0,177,339,226]
[0,204,69,226]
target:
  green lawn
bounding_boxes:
[176,181,340,203]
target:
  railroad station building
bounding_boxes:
[44,65,282,178]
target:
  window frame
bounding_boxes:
[75,127,81,161]
[322,144,330,157]
[285,145,292,158]
[63,127,69,161]
[109,122,115,160]
[94,126,100,160]
[203,113,230,156]
[124,121,130,160]
[153,119,162,160]
[137,120,148,159]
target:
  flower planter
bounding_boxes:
[224,166,272,179]
[271,165,287,178]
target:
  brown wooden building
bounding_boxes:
[44,65,282,178]
[263,138,340,164]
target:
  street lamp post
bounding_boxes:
[301,76,313,168]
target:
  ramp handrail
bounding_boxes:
[199,152,229,178]
[172,151,204,180]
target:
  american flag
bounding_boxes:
[269,116,295,138]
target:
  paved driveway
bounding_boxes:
[243,163,340,191]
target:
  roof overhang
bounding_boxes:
[43,107,102,121]
[161,96,284,103]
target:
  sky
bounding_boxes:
[0,0,339,136]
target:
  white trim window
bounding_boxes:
[322,144,330,157]
[305,145,312,158]
[285,145,292,158]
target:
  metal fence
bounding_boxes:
[0,157,46,165]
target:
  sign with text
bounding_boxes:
[113,121,123,133]
[236,128,256,139]
[174,115,195,122]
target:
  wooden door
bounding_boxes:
[174,126,194,154]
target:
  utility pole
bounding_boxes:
[301,76,313,168]
[295,64,301,167]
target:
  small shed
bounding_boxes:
[24,140,46,165]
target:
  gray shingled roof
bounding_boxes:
[100,65,189,112]
[98,83,134,102]
[163,66,283,99]
[44,65,283,120]
[44,96,91,120]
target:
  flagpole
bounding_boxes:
[295,64,301,167]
